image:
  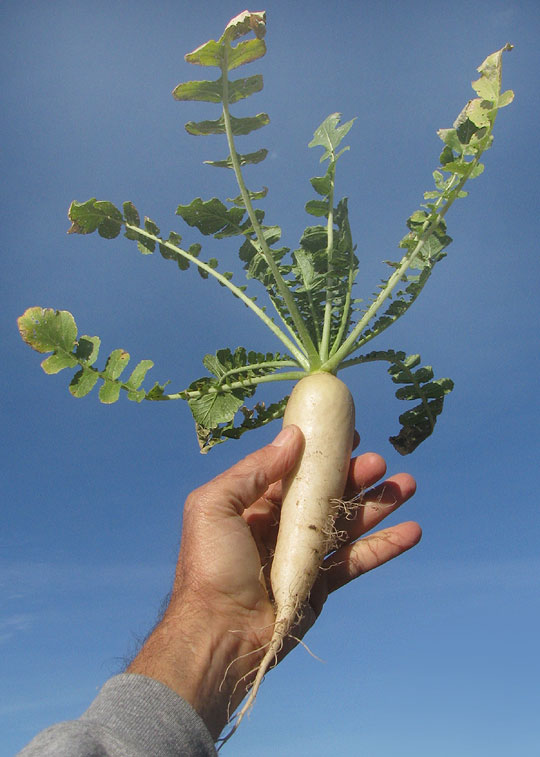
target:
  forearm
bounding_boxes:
[127,596,262,740]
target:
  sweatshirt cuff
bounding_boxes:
[82,673,217,757]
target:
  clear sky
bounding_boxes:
[3,0,539,754]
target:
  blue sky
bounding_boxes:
[2,0,540,754]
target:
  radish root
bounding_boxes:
[219,373,355,748]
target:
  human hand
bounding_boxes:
[128,425,420,739]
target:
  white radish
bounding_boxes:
[232,371,355,730]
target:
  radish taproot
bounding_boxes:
[274,373,355,615]
[17,9,513,742]
[230,371,355,730]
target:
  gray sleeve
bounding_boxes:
[17,674,218,757]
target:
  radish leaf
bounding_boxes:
[18,308,158,404]
[18,11,513,455]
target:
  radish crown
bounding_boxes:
[18,11,513,454]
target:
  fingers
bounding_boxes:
[345,452,387,496]
[335,472,417,540]
[188,424,304,518]
[323,520,422,594]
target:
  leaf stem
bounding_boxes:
[215,359,299,384]
[319,166,335,363]
[322,152,485,373]
[125,223,310,370]
[267,295,310,355]
[221,46,321,369]
[163,369,306,400]
[330,203,355,356]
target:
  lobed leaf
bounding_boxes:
[228,186,268,207]
[347,351,454,454]
[348,46,513,355]
[41,352,78,375]
[205,148,268,169]
[75,335,101,365]
[68,199,123,239]
[184,347,291,441]
[172,74,263,105]
[18,307,77,354]
[387,354,454,454]
[172,78,224,103]
[287,197,358,351]
[125,360,154,391]
[102,349,130,381]
[185,37,266,71]
[69,367,99,398]
[309,113,355,163]
[185,112,269,136]
[196,397,288,453]
[18,308,158,405]
[176,197,245,236]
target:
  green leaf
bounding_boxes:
[226,75,264,103]
[146,381,170,400]
[172,78,225,103]
[310,174,332,197]
[185,112,269,136]
[475,43,513,94]
[204,148,268,169]
[345,351,453,454]
[185,347,290,434]
[132,217,160,255]
[226,38,267,69]
[228,187,268,207]
[41,352,78,374]
[239,233,287,286]
[437,128,462,152]
[185,37,266,71]
[156,233,187,270]
[184,39,223,68]
[99,380,122,404]
[440,160,484,178]
[172,74,263,105]
[18,308,158,405]
[454,114,485,145]
[102,349,130,380]
[471,75,498,101]
[309,113,356,163]
[69,367,99,397]
[189,389,245,427]
[123,202,140,227]
[292,248,324,292]
[387,355,454,454]
[497,89,514,108]
[125,360,154,391]
[460,98,492,130]
[75,335,100,365]
[305,199,329,217]
[196,397,288,453]
[67,199,123,238]
[176,197,245,237]
[18,307,77,354]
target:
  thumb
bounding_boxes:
[194,425,304,517]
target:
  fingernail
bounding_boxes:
[271,425,295,447]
